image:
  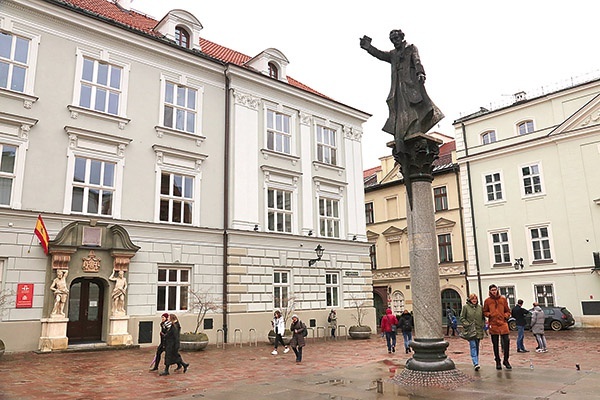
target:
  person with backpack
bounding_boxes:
[327,309,337,339]
[446,306,458,336]
[398,310,414,354]
[290,314,306,363]
[380,308,398,354]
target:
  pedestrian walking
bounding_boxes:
[531,302,548,353]
[271,310,290,355]
[380,308,398,354]
[289,314,306,363]
[149,313,169,371]
[446,306,458,336]
[460,293,485,371]
[398,310,414,354]
[328,310,337,339]
[159,314,189,376]
[511,299,530,353]
[483,284,512,370]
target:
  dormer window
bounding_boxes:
[518,120,534,135]
[175,26,190,48]
[268,62,279,79]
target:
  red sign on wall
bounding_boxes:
[16,283,34,308]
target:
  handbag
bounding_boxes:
[459,324,477,340]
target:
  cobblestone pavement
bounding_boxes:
[1,328,599,399]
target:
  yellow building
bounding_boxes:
[364,136,468,325]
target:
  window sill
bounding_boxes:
[260,148,300,165]
[312,160,344,176]
[522,192,546,200]
[155,126,206,147]
[484,199,506,207]
[0,88,38,109]
[492,263,512,268]
[532,259,554,265]
[68,105,130,130]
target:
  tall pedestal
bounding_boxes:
[39,317,69,352]
[107,315,133,346]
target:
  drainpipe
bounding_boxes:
[462,123,483,301]
[222,70,231,343]
[455,165,470,297]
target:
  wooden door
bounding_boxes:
[67,278,104,342]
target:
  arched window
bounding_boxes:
[268,62,279,79]
[518,120,534,135]
[441,288,462,321]
[175,26,190,48]
[391,291,405,315]
[481,130,496,145]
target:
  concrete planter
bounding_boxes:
[348,326,372,340]
[179,332,209,351]
[0,339,4,357]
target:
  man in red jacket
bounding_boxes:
[483,284,512,370]
[380,308,398,354]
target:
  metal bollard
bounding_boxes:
[216,329,225,349]
[248,328,257,347]
[233,328,242,347]
[376,378,383,393]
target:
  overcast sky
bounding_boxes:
[138,0,599,169]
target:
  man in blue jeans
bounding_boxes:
[511,299,530,352]
[380,308,398,354]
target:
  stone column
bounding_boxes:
[396,133,454,372]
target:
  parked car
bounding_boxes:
[508,306,575,331]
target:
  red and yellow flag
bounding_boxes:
[34,214,50,255]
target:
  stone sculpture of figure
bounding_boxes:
[109,269,127,315]
[360,29,444,156]
[50,269,69,317]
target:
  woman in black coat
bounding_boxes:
[159,314,189,376]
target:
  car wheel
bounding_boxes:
[550,320,562,331]
[508,320,517,331]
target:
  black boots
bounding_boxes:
[159,367,169,376]
[503,361,512,369]
[182,362,189,373]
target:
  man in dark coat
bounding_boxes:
[160,314,189,376]
[360,29,444,157]
[511,299,530,353]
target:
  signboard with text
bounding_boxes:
[16,283,34,308]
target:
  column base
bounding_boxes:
[406,338,455,372]
[39,318,69,352]
[107,315,133,346]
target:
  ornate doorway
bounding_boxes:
[441,288,462,322]
[67,278,105,342]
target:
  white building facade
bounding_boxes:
[0,0,373,352]
[455,79,600,327]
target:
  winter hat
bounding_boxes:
[291,314,298,319]
[161,313,169,319]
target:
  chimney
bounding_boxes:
[115,0,132,11]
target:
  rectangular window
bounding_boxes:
[159,172,194,224]
[273,271,290,310]
[157,267,190,311]
[369,244,377,270]
[390,241,401,267]
[491,231,511,264]
[79,57,122,115]
[484,172,503,202]
[498,286,516,309]
[438,234,453,263]
[319,198,340,238]
[267,188,292,233]
[530,226,552,261]
[71,157,115,216]
[0,32,30,92]
[0,144,17,206]
[325,272,339,307]
[163,82,197,133]
[266,110,291,154]
[534,284,554,307]
[316,126,337,165]
[434,186,448,211]
[521,163,543,195]
[365,202,374,224]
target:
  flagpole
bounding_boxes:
[27,233,35,253]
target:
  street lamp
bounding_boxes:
[513,257,524,270]
[308,244,324,266]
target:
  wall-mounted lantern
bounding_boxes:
[513,257,524,270]
[308,244,324,266]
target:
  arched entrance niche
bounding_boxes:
[441,288,462,322]
[38,221,140,352]
[372,290,386,326]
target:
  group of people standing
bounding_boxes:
[150,313,189,376]
[460,284,548,371]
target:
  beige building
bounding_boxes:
[364,137,468,324]
[454,77,600,327]
[0,0,374,352]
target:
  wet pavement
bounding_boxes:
[1,328,599,399]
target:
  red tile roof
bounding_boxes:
[54,0,325,97]
[363,166,381,179]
